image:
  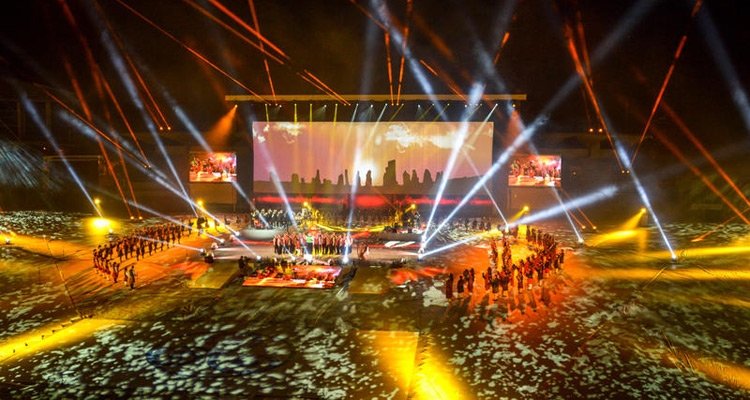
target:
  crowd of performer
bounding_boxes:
[272,231,352,256]
[444,225,565,301]
[92,223,185,288]
[239,257,338,285]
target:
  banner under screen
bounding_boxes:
[252,121,493,195]
[508,155,561,187]
[189,152,237,183]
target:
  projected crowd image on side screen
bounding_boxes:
[189,152,237,183]
[252,121,493,195]
[508,155,561,187]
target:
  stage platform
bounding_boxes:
[241,264,342,289]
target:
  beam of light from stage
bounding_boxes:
[192,0,347,104]
[610,125,676,260]
[205,106,237,147]
[563,24,624,171]
[417,103,434,121]
[93,0,170,131]
[630,66,750,209]
[560,187,596,229]
[697,6,750,136]
[387,103,405,122]
[373,0,446,113]
[421,116,546,248]
[182,0,284,68]
[460,146,507,225]
[252,126,305,237]
[620,95,750,226]
[395,0,413,105]
[621,208,648,231]
[423,0,660,247]
[248,0,276,104]
[135,236,204,252]
[17,92,100,217]
[113,0,266,103]
[95,69,143,218]
[60,60,135,218]
[89,7,196,215]
[61,112,210,219]
[510,186,617,233]
[40,88,148,168]
[385,32,394,104]
[423,96,489,240]
[631,0,703,165]
[175,104,270,227]
[692,206,750,242]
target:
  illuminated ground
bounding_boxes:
[1,212,749,399]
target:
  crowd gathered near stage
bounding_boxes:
[444,225,565,300]
[92,222,187,288]
[272,231,353,257]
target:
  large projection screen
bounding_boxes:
[508,155,561,187]
[189,152,237,183]
[252,121,493,196]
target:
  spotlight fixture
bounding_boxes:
[523,205,529,211]
[256,255,262,261]
[5,238,10,245]
[130,216,135,220]
[640,208,647,213]
[94,198,100,205]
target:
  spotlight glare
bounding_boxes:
[640,208,647,213]
[94,198,101,205]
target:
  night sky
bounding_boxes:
[1,0,749,154]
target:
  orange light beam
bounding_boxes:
[248,0,277,104]
[39,87,149,169]
[348,0,386,31]
[630,64,750,209]
[561,187,596,228]
[96,3,169,130]
[182,0,284,66]
[395,0,413,105]
[692,207,749,242]
[97,69,143,217]
[661,101,750,207]
[114,0,267,104]
[566,207,585,229]
[55,2,134,216]
[564,24,624,170]
[64,66,132,218]
[95,66,149,166]
[493,32,510,66]
[622,95,750,226]
[385,32,394,105]
[184,0,345,104]
[575,11,593,87]
[203,0,289,59]
[631,0,703,165]
[201,0,347,105]
[419,59,438,76]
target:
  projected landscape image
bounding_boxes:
[252,121,493,195]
